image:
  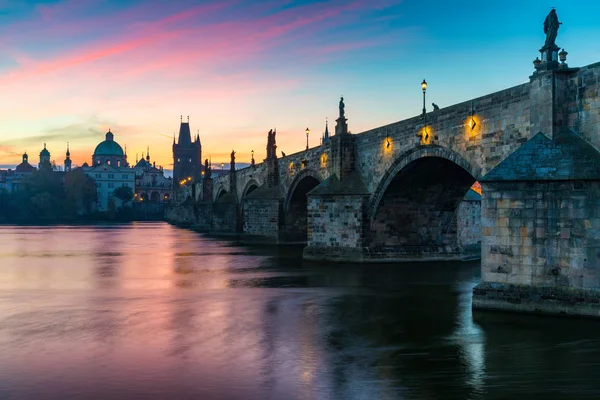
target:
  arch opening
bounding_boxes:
[245,184,258,196]
[216,189,227,199]
[242,180,260,198]
[369,156,480,260]
[282,175,320,243]
[150,191,160,202]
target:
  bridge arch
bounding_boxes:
[368,145,482,256]
[282,169,321,242]
[215,187,228,200]
[241,179,260,199]
[369,146,481,221]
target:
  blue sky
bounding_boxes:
[0,0,599,169]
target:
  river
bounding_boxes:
[0,223,599,399]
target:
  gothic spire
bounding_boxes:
[177,115,192,145]
[146,146,150,161]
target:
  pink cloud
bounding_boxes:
[0,0,398,167]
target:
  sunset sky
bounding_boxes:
[1,0,599,171]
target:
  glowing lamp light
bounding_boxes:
[386,137,391,148]
[469,118,477,130]
[421,79,427,92]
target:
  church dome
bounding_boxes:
[93,130,124,156]
[40,144,50,157]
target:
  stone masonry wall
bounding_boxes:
[481,181,600,288]
[242,199,282,241]
[457,199,481,248]
[356,83,531,197]
[568,62,600,148]
[211,203,239,234]
[306,194,367,250]
[165,205,196,226]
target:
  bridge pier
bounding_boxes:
[303,174,370,261]
[242,189,284,243]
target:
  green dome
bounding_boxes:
[93,130,124,156]
[94,140,124,156]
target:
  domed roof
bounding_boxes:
[93,130,124,157]
[40,144,50,157]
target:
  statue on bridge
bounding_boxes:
[543,9,561,48]
[230,150,236,171]
[266,128,277,159]
[339,96,345,119]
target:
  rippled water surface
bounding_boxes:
[1,223,600,399]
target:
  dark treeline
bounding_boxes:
[0,167,136,223]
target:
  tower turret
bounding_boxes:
[64,142,72,172]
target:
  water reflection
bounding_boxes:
[0,223,600,399]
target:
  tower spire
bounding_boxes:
[64,142,72,172]
[146,146,150,161]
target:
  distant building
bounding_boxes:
[0,152,36,192]
[64,143,72,172]
[82,130,134,211]
[322,119,330,145]
[173,117,202,185]
[38,144,51,169]
[133,149,172,203]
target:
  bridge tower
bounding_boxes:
[173,116,202,185]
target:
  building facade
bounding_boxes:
[133,150,172,203]
[82,130,134,211]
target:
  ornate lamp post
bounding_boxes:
[421,79,427,119]
[251,149,255,167]
[305,127,310,150]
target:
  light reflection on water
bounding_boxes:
[1,223,600,399]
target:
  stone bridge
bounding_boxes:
[170,53,600,261]
[167,24,600,317]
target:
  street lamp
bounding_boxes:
[305,127,310,150]
[421,79,427,117]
